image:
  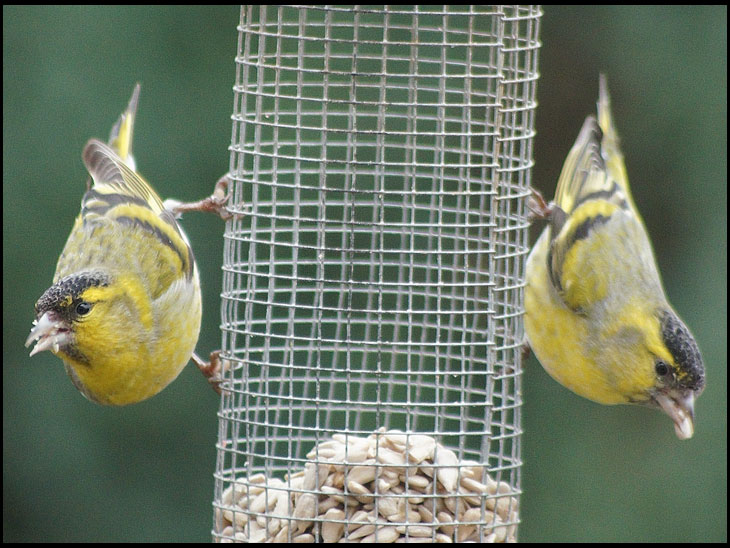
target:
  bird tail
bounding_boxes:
[108,83,141,171]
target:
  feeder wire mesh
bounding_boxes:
[214,5,540,543]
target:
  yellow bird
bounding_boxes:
[525,76,705,439]
[26,85,228,405]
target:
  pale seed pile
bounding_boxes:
[215,430,518,543]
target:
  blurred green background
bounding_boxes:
[3,5,726,542]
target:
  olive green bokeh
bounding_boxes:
[3,5,726,542]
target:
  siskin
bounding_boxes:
[525,76,705,439]
[26,84,228,405]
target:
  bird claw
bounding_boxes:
[192,350,230,395]
[520,340,532,361]
[168,174,241,221]
[527,187,556,222]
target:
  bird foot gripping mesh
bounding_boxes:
[214,5,540,543]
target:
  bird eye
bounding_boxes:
[655,361,670,378]
[75,301,92,316]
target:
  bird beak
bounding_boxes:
[653,390,696,440]
[25,311,70,357]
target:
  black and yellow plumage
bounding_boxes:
[26,85,204,405]
[525,76,705,439]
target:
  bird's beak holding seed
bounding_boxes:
[25,311,70,357]
[653,390,696,440]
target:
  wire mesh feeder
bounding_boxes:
[214,5,540,543]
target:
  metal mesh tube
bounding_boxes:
[214,5,540,543]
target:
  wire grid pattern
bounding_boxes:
[214,5,540,542]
